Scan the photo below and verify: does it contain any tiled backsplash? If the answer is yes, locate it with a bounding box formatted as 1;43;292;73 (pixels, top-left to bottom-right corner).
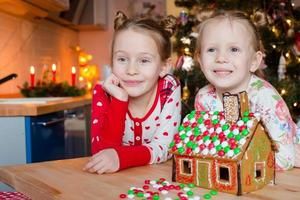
0;12;78;95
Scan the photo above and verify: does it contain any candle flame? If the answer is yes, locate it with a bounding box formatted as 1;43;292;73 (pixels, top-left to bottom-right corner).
72;66;76;74
52;64;57;71
30;66;35;74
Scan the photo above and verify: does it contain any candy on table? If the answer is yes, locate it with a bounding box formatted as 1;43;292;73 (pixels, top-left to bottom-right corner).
119;178;218;199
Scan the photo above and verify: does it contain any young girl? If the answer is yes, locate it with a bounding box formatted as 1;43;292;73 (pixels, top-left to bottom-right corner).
83;11;181;174
194;10;299;170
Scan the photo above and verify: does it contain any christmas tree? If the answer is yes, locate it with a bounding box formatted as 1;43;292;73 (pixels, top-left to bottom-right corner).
173;0;300;121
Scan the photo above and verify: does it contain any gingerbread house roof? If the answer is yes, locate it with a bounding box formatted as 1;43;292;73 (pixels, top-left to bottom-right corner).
169;110;261;160
169;91;275;161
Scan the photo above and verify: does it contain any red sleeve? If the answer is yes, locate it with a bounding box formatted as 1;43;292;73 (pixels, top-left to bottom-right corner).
91;85;128;154
114;145;151;170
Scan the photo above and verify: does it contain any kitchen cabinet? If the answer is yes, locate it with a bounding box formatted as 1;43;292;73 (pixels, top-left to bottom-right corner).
0;103;91;166
0;117;26;166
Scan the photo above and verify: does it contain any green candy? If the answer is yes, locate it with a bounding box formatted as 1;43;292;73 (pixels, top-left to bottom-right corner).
234;148;241;154
203;193;211;199
222;124;229;131
210;190;218;195
185;126;192;132
243;110;249;117
242;117;249;123
187;183;195;188
169;141;175;148
213;111;219;115
180;134;187;140
191;110;196;115
128;190;134;194
188;113;194;120
203;135;210;142
242;129;249;136
179;183;185;188
197;117;204;124
153;195;160;200
227;132;234;138
224;146;230;153
178;147;185;154
216;144;222;151
186;141;193;148
194;127;200;136
187;190;194;196
178;125;184;131
212;136;218;142
192;143;198;150
136;192;144;197
212;119;219;125
235;134;241;141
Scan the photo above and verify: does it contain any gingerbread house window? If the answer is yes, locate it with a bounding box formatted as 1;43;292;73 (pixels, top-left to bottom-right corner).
219;166;230;182
255;162;265;180
182;160;192;175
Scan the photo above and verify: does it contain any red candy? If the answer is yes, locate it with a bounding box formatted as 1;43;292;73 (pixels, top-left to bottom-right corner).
119;194;127;198
218;150;225;156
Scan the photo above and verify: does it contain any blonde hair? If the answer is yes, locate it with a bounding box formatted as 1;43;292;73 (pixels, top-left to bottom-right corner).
111;11;177;62
195;10;265;78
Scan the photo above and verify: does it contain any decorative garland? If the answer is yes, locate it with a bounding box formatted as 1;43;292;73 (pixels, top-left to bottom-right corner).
19;81;86;97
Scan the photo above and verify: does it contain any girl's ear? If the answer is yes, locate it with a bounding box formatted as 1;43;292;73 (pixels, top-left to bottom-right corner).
250;51;263;73
159;58;172;77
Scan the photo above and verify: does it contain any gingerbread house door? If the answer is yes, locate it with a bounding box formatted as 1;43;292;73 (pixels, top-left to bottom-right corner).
196;160;212;188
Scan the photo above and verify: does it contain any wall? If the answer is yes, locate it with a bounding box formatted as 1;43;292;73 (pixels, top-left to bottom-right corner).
0;12;78;95
79;0;166;80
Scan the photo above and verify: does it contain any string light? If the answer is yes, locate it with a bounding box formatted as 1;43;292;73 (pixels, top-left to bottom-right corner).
286;19;292;26
184;47;190;54
293;102;298;107
272;44;276;49
280;89;286;95
285;52;290;58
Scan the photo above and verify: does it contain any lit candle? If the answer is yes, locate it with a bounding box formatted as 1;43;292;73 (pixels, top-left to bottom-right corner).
71;66;76;87
52;64;56;82
30;66;35;88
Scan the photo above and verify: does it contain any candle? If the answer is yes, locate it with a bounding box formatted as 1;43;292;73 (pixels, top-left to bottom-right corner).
30;66;35;88
71;66;76;87
52;64;56;82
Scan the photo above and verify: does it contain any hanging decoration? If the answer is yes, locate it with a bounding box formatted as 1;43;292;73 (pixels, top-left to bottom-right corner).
278;54;287;81
182;79;190;102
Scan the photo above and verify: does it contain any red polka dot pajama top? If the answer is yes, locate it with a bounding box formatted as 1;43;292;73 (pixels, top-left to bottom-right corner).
91;75;181;170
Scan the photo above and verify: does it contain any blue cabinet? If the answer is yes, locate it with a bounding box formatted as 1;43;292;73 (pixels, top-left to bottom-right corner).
26;111;66;162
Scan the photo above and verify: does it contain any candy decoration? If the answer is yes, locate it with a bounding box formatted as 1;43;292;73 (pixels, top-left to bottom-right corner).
170;110;257;158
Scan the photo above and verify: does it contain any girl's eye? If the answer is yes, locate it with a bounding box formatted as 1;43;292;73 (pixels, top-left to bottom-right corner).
139;58;151;64
207;48;215;53
230;47;240;52
116;57;127;63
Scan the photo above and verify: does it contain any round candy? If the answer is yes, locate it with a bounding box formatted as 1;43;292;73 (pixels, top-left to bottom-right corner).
119;194;127;198
203;193;211;199
234;147;241;154
210;190;218;195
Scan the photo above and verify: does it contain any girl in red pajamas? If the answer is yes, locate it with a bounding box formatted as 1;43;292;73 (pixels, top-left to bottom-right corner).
83;11;181;174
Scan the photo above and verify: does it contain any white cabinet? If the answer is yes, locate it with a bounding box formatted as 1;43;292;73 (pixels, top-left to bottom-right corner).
0;117;26;166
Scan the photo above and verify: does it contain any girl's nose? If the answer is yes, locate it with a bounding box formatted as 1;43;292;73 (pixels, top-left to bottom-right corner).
126;62;138;75
216;51;228;63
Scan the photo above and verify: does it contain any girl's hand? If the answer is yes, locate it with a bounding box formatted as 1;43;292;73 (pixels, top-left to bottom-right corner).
83;148;120;174
103;74;128;101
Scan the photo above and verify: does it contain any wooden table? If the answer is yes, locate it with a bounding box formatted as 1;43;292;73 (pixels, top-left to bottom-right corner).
0;158;299;200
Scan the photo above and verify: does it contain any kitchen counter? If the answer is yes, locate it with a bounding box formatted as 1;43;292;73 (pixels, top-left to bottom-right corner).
0;95;92;116
0;158;299;199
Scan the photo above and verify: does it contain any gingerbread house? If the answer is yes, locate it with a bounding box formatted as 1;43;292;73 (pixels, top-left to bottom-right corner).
169;91;277;195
